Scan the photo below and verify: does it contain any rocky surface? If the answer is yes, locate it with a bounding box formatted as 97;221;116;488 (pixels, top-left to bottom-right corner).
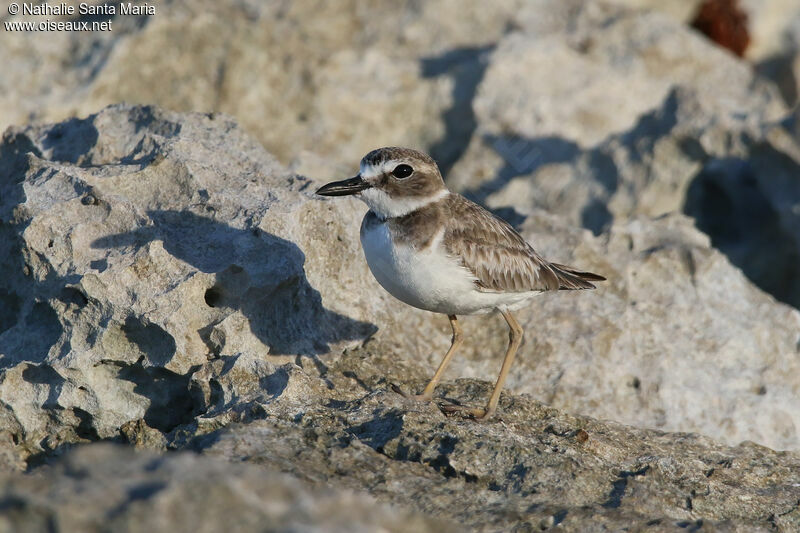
439;5;800;309
1;0;797;162
2;1;800;529
618;0;800;64
3;0;800;310
0;443;448;533
0;104;798;474
194;377;800;532
2;383;800;531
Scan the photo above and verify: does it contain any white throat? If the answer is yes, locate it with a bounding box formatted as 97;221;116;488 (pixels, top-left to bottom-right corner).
358;188;449;219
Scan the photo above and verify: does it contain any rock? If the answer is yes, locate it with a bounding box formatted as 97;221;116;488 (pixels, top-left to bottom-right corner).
3;2;800;529
471;7;783;149
195;377;800;531
739;0;800;62
4;0;794;166
445;5;800;309
614;0;800;65
684;110;800;309
2;0;799;310
0;0;523;168
0;443;446;533
1;104;799;468
4;384;800;531
613;0;703;23
0;104;388;464
448;7;784;211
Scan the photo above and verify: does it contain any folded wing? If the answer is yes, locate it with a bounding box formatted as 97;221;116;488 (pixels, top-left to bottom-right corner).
442;196;605;293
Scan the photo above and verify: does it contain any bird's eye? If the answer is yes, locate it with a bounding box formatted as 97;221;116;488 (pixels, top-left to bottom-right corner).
392;164;413;179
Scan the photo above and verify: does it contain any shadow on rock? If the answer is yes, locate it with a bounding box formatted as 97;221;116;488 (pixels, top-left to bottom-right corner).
39;117;99;164
92;210;377;356
112;359;198;432
421;45;494;178
684;155;800;309
481;134;582;192
349;410;405;452
0;130;68;369
466;90;685;236
21;364;66;409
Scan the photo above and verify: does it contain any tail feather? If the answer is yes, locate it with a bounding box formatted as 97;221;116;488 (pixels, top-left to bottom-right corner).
549;262;606;290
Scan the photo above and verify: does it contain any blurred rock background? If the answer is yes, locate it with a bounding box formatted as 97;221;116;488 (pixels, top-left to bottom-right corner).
1;0;800;530
2;0;799;308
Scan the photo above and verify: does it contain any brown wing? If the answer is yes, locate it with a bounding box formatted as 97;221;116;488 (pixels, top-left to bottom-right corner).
442;195;604;293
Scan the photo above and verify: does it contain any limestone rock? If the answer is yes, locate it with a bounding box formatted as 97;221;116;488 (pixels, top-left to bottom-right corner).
0;443;446;533
193;375;800;531
5;380;800;532
445;5;800;309
447;9;784;219
615;0;800;64
5;0;793;167
0;104;389;464
1;105;799;467
2;0;799;309
2;2;800;529
0;0;523;168
684;110;800;309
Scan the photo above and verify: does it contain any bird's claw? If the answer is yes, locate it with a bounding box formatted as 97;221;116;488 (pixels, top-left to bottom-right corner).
440;403;494;421
390;383;434;402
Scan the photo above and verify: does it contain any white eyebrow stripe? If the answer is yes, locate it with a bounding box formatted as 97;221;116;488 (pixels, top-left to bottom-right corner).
360;160;405;179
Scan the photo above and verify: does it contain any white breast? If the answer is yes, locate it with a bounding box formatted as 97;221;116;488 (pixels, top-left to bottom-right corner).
359;215;537;315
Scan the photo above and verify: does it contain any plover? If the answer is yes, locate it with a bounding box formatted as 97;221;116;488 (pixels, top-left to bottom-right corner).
317;147;605;420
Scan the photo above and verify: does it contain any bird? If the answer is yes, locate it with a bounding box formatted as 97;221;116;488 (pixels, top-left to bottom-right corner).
316;147;605;420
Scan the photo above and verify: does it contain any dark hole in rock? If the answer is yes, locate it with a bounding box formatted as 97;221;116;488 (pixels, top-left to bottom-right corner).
204;286;223;308
0;289;21;335
73;407;100;440
122;317;177;367
115;360;196;433
93;210;377;355
60;287;88;308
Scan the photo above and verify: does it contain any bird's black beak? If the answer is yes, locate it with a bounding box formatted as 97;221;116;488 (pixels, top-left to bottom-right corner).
316;175;371;197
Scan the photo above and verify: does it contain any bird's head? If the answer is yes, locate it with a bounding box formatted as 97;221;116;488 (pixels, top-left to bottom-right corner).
316;147;448;219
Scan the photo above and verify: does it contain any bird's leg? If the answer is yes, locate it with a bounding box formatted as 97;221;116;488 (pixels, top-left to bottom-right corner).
396;315;462;402
443;309;523;420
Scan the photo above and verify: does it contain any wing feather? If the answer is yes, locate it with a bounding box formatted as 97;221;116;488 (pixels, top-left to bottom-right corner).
441;195;603;293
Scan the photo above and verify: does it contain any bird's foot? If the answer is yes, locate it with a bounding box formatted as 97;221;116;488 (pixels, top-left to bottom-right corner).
390;383;434;403
440;403;495;421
